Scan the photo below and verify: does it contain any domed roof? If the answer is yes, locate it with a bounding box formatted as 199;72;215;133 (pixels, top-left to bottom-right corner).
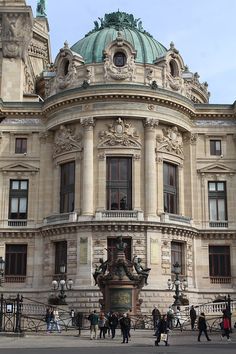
71;11;167;64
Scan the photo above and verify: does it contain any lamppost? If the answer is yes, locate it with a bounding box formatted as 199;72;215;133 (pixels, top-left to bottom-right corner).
52;264;73;305
0;257;5;286
167;262;188;307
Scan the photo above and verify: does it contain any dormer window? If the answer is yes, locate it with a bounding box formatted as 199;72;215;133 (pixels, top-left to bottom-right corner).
169;59;178;77
113;52;126;67
63;59;70;76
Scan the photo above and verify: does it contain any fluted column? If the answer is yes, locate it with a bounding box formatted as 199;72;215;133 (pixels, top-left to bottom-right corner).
143;118;159;219
81;118;95;216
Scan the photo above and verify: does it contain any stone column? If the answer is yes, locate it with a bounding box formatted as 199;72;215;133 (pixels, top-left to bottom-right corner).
80;118;95;216
156;156;164;215
143;118;159;219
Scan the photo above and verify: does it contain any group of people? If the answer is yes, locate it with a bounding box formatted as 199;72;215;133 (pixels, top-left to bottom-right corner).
152;304;232;346
88;310;131;343
45;307;61;333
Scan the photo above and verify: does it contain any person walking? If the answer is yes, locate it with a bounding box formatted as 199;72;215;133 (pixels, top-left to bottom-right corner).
190;305;197;330
120;313;131;343
167;306;174;329
88;310;99;340
155;314;169;346
175;306;182;330
45;306;53;333
108;312;118;339
152;306;161;330
221;312;231;341
197;312;211;342
98;312;107;339
48;309;61;333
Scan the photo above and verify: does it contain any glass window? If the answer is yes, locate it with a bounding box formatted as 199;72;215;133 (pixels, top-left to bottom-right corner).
54;241;67;275
113;52;126;67
9;180;28;220
5;244;27;276
106;157;132;210
163;162;178;214
208;181;227;221
209;246;230;277
60;161;75;213
15;138;27;154
210;140;221;156
171;241;184;274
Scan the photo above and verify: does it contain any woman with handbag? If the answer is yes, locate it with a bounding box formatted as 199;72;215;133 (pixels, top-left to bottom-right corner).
155;314;169;346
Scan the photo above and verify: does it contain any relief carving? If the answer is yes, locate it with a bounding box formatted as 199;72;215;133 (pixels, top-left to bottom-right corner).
156;126;183;156
24;64;34;94
104;54;135;81
98;118;141;148
53;125;82;157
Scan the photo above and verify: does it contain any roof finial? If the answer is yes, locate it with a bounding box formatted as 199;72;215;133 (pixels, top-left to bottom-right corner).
36;0;47;18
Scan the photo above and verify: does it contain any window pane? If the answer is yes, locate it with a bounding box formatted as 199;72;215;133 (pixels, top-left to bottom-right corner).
217;183;224;191
218;199;225;220
209;199;217;220
208;182;216;191
11;198;18;213
12;181;19;190
20;181;28;190
19;198;27;213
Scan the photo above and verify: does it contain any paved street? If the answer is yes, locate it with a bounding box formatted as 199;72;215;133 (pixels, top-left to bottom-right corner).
0;329;235;354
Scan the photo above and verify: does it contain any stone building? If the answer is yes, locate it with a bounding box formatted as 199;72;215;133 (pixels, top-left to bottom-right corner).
0;0;235;313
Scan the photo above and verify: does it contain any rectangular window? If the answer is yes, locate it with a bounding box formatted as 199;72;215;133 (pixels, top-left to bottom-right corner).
208;182;227;221
210;140;221;156
15;138;27;154
163;162;178;214
107;237;132;262
54;241;67;275
209;245;230;277
171;241;184;274
9;180;28;219
106;157;132;210
60;161;75;213
5;244;27;276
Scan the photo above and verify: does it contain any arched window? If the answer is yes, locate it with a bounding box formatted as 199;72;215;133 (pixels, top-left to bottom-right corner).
63;59;70;76
113;52;126;67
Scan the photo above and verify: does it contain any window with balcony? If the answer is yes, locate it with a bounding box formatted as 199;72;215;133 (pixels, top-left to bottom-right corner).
210;140;221;156
107;237;132;262
208;181;227;227
209;245;230;282
171;241;184;274
106;157;132;210
9;180;28;220
60;161;75;213
15;138;27;154
54;241;67;276
164;162;178;214
5;244;27;282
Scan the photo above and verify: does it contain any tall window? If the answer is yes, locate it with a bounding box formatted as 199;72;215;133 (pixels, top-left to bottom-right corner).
5;244;27;276
107;237;132;262
210;140;221;156
106;157;132;210
171;241;184;274
208;182;227;221
113;52;126;67
163;162;177;214
9;180;28;219
209;246;230;277
15;138;27;154
54;241;67;275
60;161;75;213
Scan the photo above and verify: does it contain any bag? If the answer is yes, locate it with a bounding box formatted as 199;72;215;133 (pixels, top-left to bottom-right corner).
160;333;168;341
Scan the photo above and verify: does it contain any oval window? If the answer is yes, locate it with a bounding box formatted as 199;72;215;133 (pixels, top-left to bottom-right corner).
113;52;126;67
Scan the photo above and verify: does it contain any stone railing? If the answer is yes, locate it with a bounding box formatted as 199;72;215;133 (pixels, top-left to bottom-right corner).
184;300;236;316
95;210;144;221
161;213;192;225
210;276;231;284
43;212;78;225
209;221;228;228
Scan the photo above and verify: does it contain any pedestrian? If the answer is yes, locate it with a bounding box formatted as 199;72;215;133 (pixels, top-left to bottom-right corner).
167;306;174;329
155;314;169;346
127;312;131;339
88;310;99;340
197;312;211;342
152;306;161;330
190;305;197;330
120;313;131;343
221;312;231;342
98;312;107;339
70;308;75;326
45;306;53;333
108;312;118;339
49;309;61;333
175;306;182;330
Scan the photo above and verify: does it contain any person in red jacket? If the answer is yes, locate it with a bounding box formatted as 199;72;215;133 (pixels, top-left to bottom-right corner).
221;311;231;342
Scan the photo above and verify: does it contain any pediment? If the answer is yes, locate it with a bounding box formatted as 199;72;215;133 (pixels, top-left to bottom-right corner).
197;163;236;175
1;162;39;173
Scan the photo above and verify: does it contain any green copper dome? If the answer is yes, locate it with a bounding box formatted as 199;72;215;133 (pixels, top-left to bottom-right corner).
71;11;167;64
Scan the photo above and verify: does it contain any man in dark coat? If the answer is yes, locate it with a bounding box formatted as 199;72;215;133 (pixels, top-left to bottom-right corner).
190;305;197;330
120;313;131;343
197;312;211;342
155;314;169;346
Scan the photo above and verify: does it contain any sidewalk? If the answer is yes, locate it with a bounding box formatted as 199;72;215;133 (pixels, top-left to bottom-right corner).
0;329;235;349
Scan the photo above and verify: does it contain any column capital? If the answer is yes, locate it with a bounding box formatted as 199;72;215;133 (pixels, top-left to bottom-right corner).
80;117;95;129
143;118;159;129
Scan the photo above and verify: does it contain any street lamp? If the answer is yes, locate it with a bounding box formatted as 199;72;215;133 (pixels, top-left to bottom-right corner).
52;264;73;305
167;262;187;307
0;257;5;286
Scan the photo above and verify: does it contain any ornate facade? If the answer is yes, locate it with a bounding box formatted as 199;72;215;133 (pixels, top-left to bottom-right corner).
0;2;235;313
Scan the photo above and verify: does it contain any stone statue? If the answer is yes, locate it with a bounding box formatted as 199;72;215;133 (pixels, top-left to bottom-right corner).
36;0;46;17
133;257;151;284
93;258;108;285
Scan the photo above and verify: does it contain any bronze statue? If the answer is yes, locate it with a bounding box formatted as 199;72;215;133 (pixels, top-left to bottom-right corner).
133;256;151;284
36;0;46;17
93;258;107;285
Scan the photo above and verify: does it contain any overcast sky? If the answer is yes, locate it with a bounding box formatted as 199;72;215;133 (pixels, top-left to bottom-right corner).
26;0;236;104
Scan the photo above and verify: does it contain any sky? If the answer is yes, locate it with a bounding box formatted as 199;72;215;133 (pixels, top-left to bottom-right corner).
26;0;236;104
